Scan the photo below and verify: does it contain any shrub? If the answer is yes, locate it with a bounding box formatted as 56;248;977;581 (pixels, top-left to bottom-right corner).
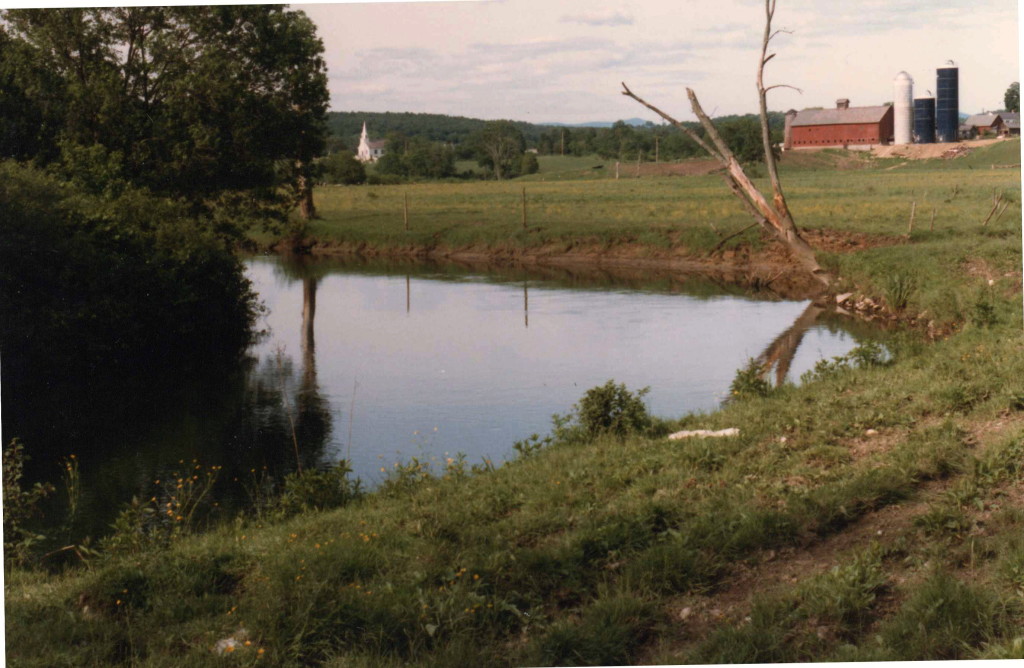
274;460;362;517
558;380;652;440
2;439;54;565
729;358;772;399
883;272;917;312
520;152;539;175
320;152;366;185
0;161;257;383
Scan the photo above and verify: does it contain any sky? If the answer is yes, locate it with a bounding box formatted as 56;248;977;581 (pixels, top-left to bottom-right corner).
296;0;1021;124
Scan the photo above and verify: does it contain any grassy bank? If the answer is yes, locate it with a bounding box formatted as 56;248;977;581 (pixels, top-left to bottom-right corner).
6;141;1024;666
271;140;1021;323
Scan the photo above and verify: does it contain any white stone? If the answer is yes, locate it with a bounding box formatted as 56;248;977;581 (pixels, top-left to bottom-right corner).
668;428;740;440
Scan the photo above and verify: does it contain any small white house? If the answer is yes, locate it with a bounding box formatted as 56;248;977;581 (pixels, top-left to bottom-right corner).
356;122;387;163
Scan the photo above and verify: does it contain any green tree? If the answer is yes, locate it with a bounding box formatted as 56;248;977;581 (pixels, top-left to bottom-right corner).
0;6;329;224
0;160;256;382
520;151;539;175
718;116;777;164
320;151;365;185
1004;82;1019;112
470;120;525;180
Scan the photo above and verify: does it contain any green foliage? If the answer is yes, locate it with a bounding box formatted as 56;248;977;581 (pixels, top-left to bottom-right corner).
0;161;257;380
512;433;552;459
320;151;366;185
800;341;891;384
2;439;55;566
972;286;999;327
530;594;658;666
520;151;539;175
470;120;526;180
797;547;889;630
557;380;652;440
374;134;456;180
883;271;917;312
691;547;889;663
717;116;777;164
1005;82;1020;113
729;358;773;399
876;571;1010;660
274;461;363;518
0;6;329;221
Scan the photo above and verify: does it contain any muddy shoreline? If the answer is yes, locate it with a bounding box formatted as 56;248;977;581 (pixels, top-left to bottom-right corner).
274;237;831;300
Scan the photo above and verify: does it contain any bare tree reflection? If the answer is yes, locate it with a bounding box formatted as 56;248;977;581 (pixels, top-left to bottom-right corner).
755;300;827;386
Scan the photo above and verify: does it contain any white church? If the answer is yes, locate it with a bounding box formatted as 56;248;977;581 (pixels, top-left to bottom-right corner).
356;122;387;163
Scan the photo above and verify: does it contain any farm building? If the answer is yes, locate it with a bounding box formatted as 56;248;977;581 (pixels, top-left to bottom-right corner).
1002;112;1020;135
785;100;894;149
356;122;387;163
961;113;1006;138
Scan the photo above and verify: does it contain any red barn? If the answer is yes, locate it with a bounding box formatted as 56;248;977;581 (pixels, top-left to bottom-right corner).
785;100;895;149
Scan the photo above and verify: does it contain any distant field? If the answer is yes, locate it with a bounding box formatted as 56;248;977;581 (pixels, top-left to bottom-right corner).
306;140;1019;250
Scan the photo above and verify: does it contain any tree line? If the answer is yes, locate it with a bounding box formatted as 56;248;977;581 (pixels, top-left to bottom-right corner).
322;111;784;183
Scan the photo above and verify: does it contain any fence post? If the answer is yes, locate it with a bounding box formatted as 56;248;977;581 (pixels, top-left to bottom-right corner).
521;186;527;230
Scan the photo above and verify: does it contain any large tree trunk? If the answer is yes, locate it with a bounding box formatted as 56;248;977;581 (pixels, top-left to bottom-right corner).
296;160;317;220
622;0;833;289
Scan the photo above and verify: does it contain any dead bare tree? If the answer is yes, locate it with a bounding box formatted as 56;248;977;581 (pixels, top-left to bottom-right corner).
622;0;833;288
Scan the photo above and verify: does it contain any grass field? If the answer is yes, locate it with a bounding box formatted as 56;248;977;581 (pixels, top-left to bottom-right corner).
7;139;1024;666
300;142;1019;252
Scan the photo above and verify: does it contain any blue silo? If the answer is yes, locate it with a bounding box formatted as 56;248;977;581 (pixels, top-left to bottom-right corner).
936;67;959;142
913;97;936;144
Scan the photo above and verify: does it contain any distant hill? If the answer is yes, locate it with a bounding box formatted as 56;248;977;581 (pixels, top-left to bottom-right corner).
328;112;668;150
542;117;653;128
328;111;556;150
328;110;786;162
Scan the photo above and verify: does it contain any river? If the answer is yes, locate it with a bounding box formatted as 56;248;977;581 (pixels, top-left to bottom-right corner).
7;254;879;542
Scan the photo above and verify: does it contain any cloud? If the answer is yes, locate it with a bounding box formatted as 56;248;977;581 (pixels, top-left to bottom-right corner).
560;9;634;27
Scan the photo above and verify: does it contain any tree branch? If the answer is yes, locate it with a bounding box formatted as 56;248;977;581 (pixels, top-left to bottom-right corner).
621;82;720;160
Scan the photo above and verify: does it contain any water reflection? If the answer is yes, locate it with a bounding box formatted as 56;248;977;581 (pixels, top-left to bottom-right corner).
248;254;880;487
756;300;827;387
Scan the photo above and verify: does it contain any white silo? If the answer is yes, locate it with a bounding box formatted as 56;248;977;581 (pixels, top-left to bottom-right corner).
893;71;914;145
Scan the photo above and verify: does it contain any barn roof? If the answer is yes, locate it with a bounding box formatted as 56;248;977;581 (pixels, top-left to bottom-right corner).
963;113;1003;128
791;106;892;127
1002;112;1020;130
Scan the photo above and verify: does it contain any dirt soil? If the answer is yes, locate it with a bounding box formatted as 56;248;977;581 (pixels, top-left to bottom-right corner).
871;137;1007;160
296;229;901;301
